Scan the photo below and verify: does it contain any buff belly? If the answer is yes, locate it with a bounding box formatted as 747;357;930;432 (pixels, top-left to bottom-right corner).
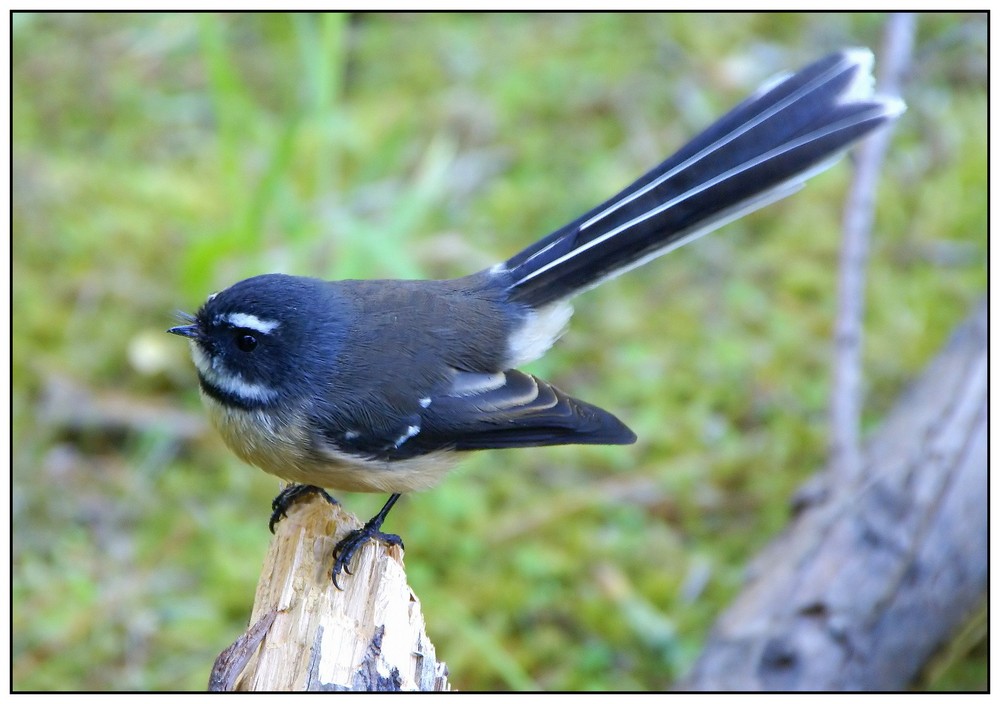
201;393;456;493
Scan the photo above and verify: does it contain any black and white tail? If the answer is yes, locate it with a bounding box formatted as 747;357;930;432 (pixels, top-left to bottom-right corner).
500;48;905;309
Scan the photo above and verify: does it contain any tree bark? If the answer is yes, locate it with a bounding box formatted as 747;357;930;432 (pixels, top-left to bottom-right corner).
209;495;450;691
680;299;987;691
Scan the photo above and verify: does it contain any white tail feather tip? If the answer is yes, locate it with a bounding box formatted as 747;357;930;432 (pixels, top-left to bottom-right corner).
879;95;908;119
839;48;877;103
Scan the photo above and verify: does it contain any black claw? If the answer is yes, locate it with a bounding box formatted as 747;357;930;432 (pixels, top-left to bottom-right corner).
268;484;338;533
329;493;404;590
331;526;404;590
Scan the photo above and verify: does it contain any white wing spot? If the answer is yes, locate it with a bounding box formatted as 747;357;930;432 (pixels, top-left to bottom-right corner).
395;424;421;448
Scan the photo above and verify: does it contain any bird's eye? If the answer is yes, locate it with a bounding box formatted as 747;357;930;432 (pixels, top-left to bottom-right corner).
235;330;258;352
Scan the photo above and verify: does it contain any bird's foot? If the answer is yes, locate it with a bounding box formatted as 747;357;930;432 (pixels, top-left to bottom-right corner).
268;484;338;533
331;522;404;590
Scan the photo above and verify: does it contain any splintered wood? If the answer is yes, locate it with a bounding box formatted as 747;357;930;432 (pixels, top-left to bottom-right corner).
213;494;449;691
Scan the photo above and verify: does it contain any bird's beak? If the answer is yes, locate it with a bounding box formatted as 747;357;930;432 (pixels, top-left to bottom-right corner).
167;324;200;339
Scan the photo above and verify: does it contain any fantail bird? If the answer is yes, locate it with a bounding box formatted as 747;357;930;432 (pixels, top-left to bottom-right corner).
170;49;904;587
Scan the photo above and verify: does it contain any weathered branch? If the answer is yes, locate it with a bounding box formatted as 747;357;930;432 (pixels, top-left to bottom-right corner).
680;299;987;691
210;496;449;691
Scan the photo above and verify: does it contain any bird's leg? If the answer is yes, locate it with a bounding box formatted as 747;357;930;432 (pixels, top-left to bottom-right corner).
331;493;404;589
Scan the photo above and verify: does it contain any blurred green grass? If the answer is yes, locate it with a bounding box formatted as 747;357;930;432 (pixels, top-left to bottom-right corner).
12;12;986;691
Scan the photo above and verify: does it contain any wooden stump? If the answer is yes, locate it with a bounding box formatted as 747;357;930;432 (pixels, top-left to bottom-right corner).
209;495;449;691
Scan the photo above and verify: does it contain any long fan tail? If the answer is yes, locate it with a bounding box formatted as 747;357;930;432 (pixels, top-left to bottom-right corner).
502;48;905;308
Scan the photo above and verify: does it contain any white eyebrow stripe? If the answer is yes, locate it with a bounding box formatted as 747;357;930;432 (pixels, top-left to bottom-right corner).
220;312;281;334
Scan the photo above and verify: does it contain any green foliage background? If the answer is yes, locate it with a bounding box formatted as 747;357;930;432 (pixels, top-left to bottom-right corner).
12;12;986;691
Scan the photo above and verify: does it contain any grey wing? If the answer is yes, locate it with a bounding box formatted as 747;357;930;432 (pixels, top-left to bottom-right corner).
315;369;635;463
404;369;636;453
